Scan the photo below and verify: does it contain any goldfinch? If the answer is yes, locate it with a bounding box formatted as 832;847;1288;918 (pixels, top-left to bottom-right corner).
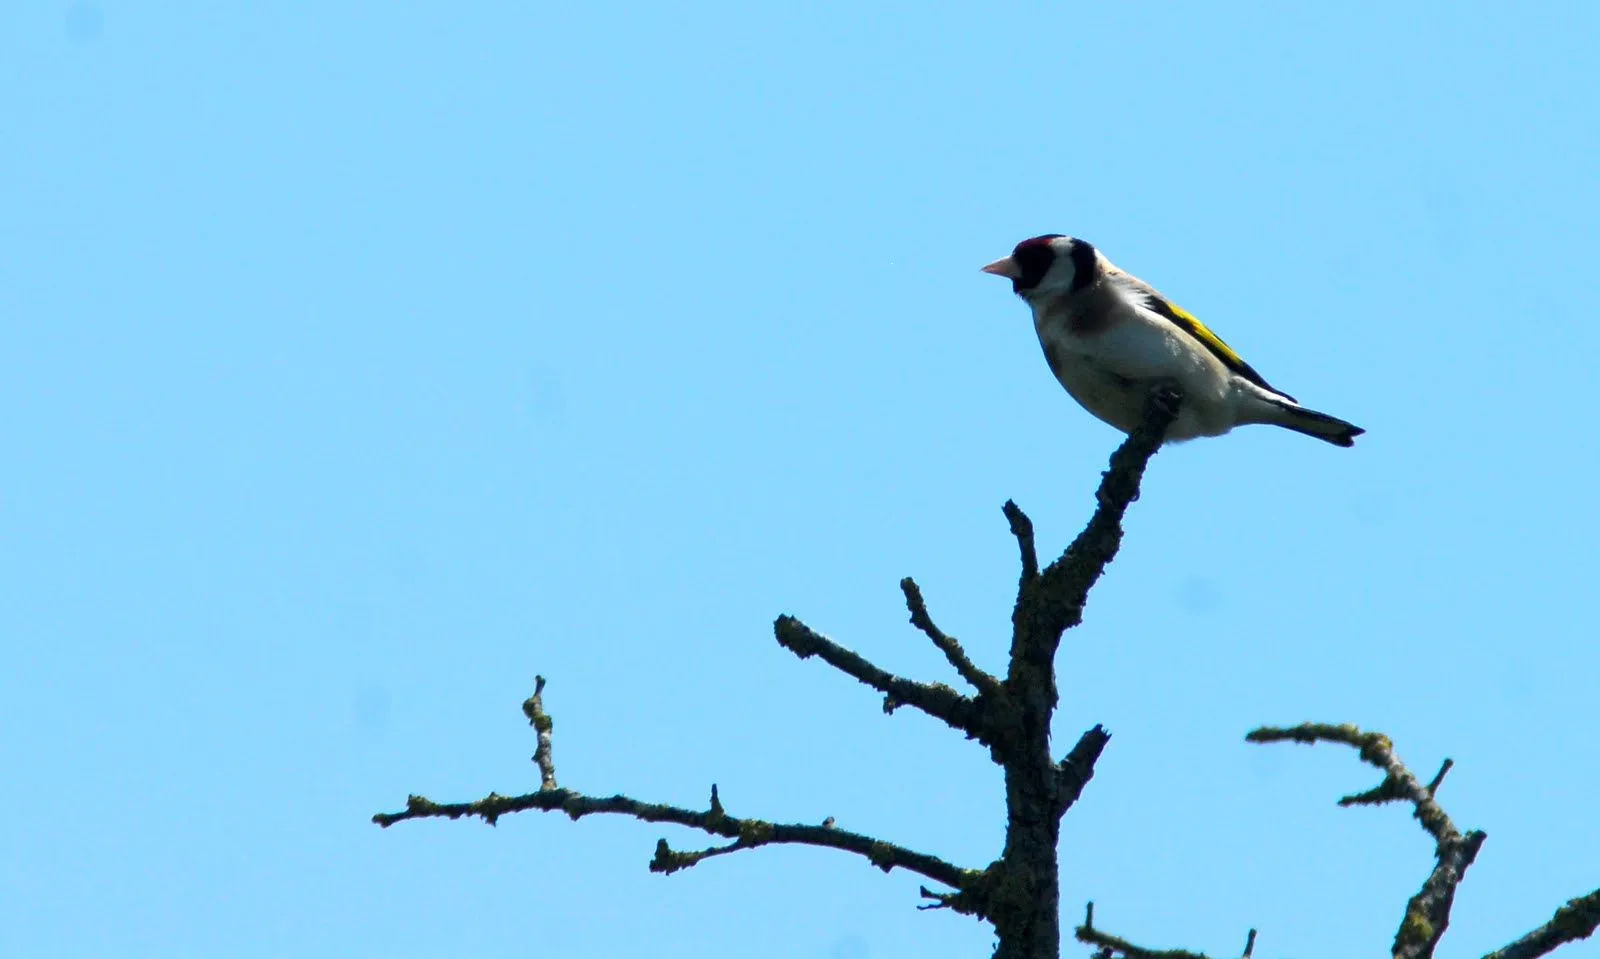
982;235;1363;447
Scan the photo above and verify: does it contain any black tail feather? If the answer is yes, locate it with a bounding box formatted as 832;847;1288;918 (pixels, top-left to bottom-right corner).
1272;403;1364;448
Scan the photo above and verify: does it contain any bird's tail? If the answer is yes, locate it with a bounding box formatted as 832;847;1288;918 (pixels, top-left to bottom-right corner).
1264;400;1364;448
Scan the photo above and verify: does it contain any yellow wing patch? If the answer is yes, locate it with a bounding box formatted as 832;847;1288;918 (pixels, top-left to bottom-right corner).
1163;301;1245;368
1143;293;1290;399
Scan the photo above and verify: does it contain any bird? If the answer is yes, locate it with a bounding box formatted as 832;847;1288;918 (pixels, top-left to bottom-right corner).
981;235;1363;447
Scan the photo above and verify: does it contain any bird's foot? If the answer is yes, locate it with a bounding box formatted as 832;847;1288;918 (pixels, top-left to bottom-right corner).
1145;378;1184;417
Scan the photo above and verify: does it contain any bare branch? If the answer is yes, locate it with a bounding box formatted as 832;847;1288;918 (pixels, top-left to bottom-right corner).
375;788;972;890
377;681;976;895
1009;386;1179;696
651;836;744;874
1426;758;1455;796
1339;776;1410;807
1395;830;1486;959
1247;723;1486;959
382;381;1600;959
1074;899;1255;959
1483;888;1600;959
1075;901;1219;959
900;576;1003;697
1246;724;1461;845
1002;499;1038;584
520;675;558;791
983;390;1176;959
772;614;983;738
1056;724;1111;818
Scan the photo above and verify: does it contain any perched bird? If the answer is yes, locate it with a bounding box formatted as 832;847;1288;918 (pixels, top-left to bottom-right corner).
982;235;1363;447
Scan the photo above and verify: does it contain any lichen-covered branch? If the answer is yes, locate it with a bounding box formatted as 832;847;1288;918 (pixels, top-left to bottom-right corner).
1083;720;1589;959
376;389;1176;959
1008;386;1179;707
772;613;983;736
374;681;975;894
1246;724;1458;841
981;388;1177;959
900;576;1003;697
1395;830;1486;959
373;371;1600;959
373;786;972;889
1247;723;1487;959
521;675;557;791
383;392;1172;959
1482;888;1600;959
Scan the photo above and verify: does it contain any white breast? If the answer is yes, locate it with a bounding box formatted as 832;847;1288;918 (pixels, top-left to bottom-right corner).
1031;285;1244;440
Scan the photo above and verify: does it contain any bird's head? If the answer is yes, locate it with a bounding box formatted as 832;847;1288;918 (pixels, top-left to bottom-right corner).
981;235;1100;302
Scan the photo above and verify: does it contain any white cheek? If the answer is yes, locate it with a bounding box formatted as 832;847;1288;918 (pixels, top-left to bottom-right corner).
1036;262;1077;297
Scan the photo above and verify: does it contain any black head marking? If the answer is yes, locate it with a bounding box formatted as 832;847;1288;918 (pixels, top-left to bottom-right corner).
1009;234;1064;292
1063;238;1099;294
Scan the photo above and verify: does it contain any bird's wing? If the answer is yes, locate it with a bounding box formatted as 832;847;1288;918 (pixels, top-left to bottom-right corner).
1107;271;1295;402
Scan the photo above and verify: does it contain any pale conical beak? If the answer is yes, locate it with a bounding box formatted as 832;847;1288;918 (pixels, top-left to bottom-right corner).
981;256;1021;279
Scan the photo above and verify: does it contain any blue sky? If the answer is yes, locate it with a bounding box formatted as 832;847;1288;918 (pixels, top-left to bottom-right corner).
3;3;1597;957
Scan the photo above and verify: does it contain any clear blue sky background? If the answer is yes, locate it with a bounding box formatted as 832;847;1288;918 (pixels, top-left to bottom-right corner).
3;4;1597;958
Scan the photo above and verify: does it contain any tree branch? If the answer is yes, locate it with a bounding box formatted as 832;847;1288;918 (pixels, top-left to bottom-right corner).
375;680;976;896
900;576;1003;697
1076;901;1253;959
1246;724;1462;845
1398;831;1487;959
521;675;558;791
1426;758;1454;796
1483;888;1600;959
1056;724;1112;818
1002;499;1038;585
379;394;1183;959
772;613;984;737
374;787;972;890
1008;386;1179;702
372;362;1598;959
980;388;1176;959
1247;723;1486;959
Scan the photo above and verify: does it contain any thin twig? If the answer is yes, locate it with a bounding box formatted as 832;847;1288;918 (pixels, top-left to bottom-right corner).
918;885;961;912
520;676;558;791
773;614;982;737
1076;901;1217;959
900;577;1002;697
651;836;746;874
1002;499;1038;584
1426;758;1455;797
